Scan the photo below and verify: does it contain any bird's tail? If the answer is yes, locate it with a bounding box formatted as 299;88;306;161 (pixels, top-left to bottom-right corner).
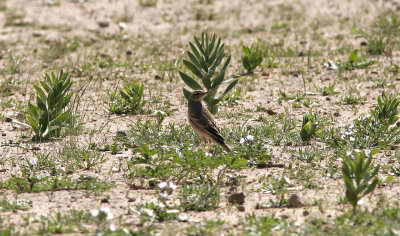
221;143;232;153
212;136;231;153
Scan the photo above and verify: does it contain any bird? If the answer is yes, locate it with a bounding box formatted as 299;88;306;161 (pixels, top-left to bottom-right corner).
188;90;231;153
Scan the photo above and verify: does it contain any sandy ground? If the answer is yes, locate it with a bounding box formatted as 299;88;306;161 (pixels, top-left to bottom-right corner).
1;0;400;234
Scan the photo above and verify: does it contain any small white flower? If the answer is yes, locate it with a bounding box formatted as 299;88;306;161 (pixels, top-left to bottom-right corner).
159;192;168;199
354;149;361;153
240;138;245;144
91;209;99;217
100;207;114;220
178;213;188;222
346;151;352;156
350;137;355;142
365;149;371;156
246;135;254;142
109;224;116;231
158;182;168;189
118;22;127;29
157;202;165;209
168;181;177;190
166;209;180;214
152;110;167;116
142;208;154;217
205;152;213;157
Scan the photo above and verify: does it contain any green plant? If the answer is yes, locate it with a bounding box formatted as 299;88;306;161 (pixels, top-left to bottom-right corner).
355;12;400;56
179;183;220;211
343;93;400;149
26;70;73;141
107;82;146;114
242;214;281;235
138;0;156;7
242;44;263;73
180;32;237;114
326;50;377;70
370;92;399;126
342;149;380;214
315;83;340;96
300;114;317;142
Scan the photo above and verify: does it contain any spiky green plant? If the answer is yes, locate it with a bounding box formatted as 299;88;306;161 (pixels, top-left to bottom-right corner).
342;149;380;214
180;32;238;114
370;92;399;126
120;82;146;114
26;70;73;141
242;44;263;73
300;115;317;142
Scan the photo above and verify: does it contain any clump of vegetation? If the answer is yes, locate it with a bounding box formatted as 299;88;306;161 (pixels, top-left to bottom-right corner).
343;92;400;148
179;183;220;211
242;44;263;73
326;50;377;71
107;82;147;114
342;149;380;214
180;32;238;114
355;11;400;56
138;0;156;7
26;70;74;141
300;112;318;142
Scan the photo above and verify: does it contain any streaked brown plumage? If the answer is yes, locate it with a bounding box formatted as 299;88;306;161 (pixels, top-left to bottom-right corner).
188;90;231;153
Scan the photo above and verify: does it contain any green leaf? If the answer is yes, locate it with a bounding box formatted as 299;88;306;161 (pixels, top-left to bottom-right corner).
222;79;238;96
183;88;191;101
179;71;203;90
26;115;39;133
183;60;204;79
349;50;359;63
211;70;225;89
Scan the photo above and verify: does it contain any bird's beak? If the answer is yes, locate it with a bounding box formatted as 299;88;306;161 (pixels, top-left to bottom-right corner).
203;91;211;98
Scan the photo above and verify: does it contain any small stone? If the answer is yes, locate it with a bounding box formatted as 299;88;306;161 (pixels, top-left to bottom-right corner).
303;210;309;216
360;41;367;46
1;133;6;136
288;194;304;208
148;180;156;188
98;21;110;28
299;40;307;45
326;97;331;101
32;31;42;37
238;205;245;212
100;198;109;203
126;50;132;56
333;112;340;117
154;75;162;80
262;69;270;77
228;192;245;205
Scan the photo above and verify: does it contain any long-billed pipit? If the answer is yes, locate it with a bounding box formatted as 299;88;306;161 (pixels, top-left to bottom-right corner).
188;90;231;153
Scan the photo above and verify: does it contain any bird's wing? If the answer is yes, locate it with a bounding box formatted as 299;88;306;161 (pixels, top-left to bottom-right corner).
189;107;224;140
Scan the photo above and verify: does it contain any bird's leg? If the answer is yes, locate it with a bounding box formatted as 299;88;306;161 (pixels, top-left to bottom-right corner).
206;139;212;153
203;138;207;152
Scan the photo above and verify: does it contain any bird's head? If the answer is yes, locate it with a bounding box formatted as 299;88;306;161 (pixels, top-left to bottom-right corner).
189;90;210;102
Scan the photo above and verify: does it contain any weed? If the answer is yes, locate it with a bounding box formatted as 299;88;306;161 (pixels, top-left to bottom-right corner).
326;50;377;70
300;111;318;142
339;94;367;105
242;214;281;235
342;149;380;214
26;70;74;141
242;44;263;73
315;83;340;96
179;183;220;211
107;82;147;114
138;0;156;7
180;32;237;114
